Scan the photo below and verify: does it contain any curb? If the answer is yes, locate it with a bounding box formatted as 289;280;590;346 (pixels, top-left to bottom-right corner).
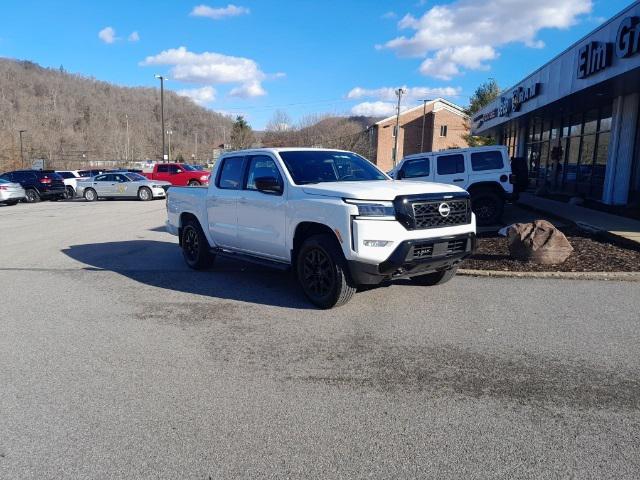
458;269;640;281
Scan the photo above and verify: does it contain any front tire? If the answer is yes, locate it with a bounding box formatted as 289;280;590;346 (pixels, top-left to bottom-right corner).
411;267;458;286
24;189;40;203
188;180;201;186
84;188;97;202
138;187;152;201
471;190;504;226
296;234;356;309
181;220;215;270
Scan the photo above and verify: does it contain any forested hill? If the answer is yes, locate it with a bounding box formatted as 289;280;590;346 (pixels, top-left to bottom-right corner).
0;58;233;169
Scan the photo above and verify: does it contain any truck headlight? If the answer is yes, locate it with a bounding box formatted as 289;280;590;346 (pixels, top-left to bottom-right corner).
344;199;395;218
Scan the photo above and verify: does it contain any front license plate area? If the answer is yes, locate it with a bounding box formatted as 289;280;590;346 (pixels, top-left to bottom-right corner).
432;242;449;257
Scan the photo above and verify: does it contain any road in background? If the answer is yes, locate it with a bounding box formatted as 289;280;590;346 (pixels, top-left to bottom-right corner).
1;200;639;479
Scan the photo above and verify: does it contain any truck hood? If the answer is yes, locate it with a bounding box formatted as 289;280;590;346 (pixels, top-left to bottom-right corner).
301;180;465;200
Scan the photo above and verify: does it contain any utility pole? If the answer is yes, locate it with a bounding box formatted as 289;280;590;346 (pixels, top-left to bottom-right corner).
19;130;26;168
420;99;429;153
125;114;130;162
166;130;173;162
194;132;198;163
392;88;406;167
155;75;166;161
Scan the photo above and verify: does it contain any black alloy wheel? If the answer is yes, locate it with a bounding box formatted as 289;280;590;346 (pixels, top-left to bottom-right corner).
24;189;40;203
302;247;334;299
472;192;503;226
296;234;356;309
181;221;215;270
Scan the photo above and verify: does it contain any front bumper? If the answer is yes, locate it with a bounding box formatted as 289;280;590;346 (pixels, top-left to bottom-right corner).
348;232;476;285
151;187;167;198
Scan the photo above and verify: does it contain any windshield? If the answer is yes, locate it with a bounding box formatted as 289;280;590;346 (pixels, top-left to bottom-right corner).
279;151;387;185
126;173;147;181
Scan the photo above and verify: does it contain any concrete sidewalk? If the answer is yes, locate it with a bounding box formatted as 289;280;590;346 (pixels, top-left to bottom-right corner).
517;192;640;245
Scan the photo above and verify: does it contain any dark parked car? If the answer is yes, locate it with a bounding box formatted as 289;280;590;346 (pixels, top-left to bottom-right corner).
0;170;66;203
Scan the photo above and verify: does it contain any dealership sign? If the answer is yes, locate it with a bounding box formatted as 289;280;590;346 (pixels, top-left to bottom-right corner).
577;15;640;79
473;82;541;127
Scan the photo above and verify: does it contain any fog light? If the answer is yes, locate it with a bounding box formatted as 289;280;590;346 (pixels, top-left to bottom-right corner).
363;240;391;247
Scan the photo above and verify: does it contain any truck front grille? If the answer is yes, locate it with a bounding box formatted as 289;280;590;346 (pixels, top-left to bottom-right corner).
410;199;470;229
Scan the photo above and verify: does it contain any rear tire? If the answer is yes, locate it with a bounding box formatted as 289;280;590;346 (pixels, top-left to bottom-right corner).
471;190;504;226
296;234;356;309
138;187;152;201
84;188;97;202
181;220;216;270
411;267;458;286
24;189;40;203
65;186;75;199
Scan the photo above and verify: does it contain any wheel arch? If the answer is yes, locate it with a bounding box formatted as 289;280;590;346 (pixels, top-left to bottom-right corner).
292;221;340;265
467;181;505;198
178;212;203;246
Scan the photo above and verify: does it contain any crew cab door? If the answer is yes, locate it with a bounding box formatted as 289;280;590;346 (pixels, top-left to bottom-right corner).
153;164;172;183
434;152;469;189
206;156;246;248
236;155;288;260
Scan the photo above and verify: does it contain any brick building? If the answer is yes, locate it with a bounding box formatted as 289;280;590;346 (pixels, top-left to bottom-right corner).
368;98;468;172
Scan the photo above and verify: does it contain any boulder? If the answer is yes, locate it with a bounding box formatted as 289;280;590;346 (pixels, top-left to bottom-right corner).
507;220;573;264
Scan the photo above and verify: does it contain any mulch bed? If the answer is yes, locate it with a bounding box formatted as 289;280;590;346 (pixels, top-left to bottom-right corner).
461;226;640;272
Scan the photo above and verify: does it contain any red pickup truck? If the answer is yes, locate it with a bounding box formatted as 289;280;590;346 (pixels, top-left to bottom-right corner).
143;163;211;186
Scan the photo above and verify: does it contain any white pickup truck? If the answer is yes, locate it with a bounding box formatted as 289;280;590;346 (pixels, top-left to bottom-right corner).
166;148;476;308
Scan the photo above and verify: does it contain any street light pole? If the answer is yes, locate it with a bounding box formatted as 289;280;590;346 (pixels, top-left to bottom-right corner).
155;75;166;162
392;88;406;167
420;99;429;153
19;130;26;168
167;130;173;162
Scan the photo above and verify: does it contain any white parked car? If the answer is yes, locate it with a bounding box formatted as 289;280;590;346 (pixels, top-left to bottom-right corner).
0;178;26;205
56;170;89;199
166;148;476;308
76;172;171;201
388;145;518;226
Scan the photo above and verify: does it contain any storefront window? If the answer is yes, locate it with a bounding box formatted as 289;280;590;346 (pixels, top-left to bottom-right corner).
584;109;598;135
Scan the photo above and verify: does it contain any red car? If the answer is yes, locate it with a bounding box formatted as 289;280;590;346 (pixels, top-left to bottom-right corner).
143;163;210;186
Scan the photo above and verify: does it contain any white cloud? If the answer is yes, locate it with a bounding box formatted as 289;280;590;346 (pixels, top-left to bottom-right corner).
98;27;117;44
176;86;217;106
381;11;397;20
351;101;410;117
347;85;462;101
381;0;593;78
190;4;250;20
141;46;271;98
128;31;140;42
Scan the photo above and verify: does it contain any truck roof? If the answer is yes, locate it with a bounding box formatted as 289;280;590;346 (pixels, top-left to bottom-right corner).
220;147;353;156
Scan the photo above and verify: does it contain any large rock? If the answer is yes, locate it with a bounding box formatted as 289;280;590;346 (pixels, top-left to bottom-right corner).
507;220;573;264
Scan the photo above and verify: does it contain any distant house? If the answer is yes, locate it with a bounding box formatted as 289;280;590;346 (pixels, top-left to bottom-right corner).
368;98;468;172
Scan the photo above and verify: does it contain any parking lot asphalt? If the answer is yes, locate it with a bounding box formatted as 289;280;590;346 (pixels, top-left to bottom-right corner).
1;199;639;479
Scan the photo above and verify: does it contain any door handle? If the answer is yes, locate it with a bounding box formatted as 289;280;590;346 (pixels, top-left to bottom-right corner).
453;178;464;182
238;198;248;204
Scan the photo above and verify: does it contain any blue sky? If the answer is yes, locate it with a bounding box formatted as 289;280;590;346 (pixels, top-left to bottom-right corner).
0;0;633;129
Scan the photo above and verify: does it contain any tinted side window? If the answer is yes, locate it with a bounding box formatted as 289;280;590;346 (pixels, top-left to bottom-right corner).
0;173;12;181
403;158;430;178
95;174;108;182
246;156;282;191
157;165;169;173
217;157;246;190
169;165;182;174
437;154;465;175
471;151;504;171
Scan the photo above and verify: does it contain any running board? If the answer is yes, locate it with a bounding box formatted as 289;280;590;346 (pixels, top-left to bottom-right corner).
211;248;291;271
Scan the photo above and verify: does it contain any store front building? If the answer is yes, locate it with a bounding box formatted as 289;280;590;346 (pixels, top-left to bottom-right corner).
472;1;640;206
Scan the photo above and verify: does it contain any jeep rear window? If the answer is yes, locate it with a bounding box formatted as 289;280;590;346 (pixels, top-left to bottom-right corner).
279;151;386;185
471;151;504;171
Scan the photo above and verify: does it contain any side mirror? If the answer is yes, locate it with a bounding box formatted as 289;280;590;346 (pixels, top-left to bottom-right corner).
255;176;283;194
396;169;405;180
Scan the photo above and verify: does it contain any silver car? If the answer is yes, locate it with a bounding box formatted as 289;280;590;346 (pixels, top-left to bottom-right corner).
76;172;171;202
0;178;26;206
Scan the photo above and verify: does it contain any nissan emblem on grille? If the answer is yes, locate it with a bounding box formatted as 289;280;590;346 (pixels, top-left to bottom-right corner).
438;203;451;217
